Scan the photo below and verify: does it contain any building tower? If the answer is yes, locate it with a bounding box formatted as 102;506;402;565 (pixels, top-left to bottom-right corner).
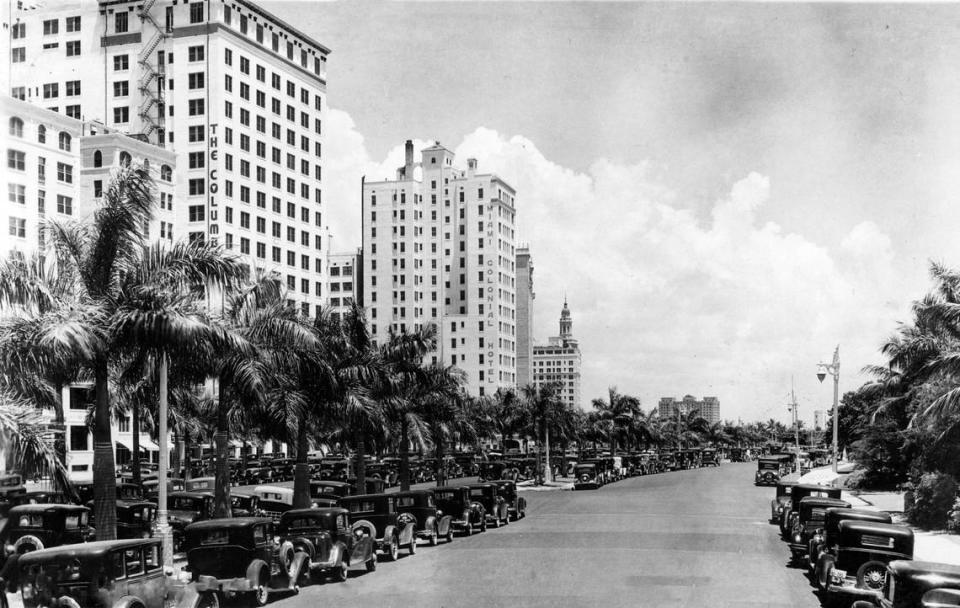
515;247;534;387
532;299;582;409
559;296;572;341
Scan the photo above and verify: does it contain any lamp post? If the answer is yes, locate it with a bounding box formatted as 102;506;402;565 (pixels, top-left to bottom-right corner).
817;346;840;474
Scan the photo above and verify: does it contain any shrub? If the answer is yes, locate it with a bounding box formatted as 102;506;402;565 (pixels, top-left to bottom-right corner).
948;497;960;534
908;472;958;529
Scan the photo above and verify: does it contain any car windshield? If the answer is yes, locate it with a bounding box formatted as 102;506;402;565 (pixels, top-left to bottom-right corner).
201;530;230;545
170;497;202;511
759;462;779;470
1;477;21;487
470;488;486;498
397;496;416;507
286;517;323;529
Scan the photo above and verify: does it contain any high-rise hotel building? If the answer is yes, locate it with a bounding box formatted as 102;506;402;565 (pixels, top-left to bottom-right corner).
532;299;582;409
362;141;518;397
3;0;331;316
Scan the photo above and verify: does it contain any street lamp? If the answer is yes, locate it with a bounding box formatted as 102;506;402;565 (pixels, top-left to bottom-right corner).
817;346;840;474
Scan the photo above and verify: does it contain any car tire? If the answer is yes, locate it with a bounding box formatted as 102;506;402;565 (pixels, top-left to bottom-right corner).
492;517;500;529
463;523;472;536
408;538;416;556
480;519;487;533
330;562;348;583
429;525;438;547
387;536;399;561
856;560;887;591
366;556;376;572
249;572;269;607
197;592;220;608
446;527;454;543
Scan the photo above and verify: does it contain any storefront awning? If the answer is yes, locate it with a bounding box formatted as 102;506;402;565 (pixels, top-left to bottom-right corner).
115;436;159;452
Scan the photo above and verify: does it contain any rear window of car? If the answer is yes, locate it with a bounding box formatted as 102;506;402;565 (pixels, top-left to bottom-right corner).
124;548;143;576
64;514;80;529
201;530;229;546
144;544;160;572
170;497;201;511
16;514;43;528
1;477;20;487
397;496;415;507
470;489;485;498
253;525;267;544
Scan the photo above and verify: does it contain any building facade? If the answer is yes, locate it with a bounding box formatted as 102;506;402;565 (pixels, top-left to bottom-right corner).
326;248;362;323
532;299;582;409
361;141;518;397
658;395;721;425
4;0;331;317
515;246;534;387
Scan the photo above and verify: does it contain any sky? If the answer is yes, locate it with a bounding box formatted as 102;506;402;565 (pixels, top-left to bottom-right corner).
266;1;960;426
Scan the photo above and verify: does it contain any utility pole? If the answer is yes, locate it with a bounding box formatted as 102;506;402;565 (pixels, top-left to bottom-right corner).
787;379;800;474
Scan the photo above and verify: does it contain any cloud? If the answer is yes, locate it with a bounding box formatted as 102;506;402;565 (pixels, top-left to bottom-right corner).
324;110;907;423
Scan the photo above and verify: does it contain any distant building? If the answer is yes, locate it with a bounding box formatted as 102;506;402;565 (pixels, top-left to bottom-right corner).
326;249;362;323
532;299;582;409
515;247;534;387
658;395;720;424
814;409;825;430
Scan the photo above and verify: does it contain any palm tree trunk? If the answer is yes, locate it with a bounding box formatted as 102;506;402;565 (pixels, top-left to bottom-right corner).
354;432;366;496
171;433;181;479
399;417;411;491
92;357;118;540
131;396;141;487
53;382;66;467
292;420;311;509
213;382;232;518
434;434;445;487
183;435;192;481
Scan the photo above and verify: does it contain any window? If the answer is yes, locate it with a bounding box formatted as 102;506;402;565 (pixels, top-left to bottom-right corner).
57;195;73;215
43;19;58;35
57;162;73;183
161;165;173;181
7;150;25;170
9;117;23;137
66;41;80;56
188;99;205;115
115;11;128;33
66;80;81;96
11;87;25;100
240;56;250;74
58;132;71;151
240;212;250;228
42;83;58;99
12;48;25;63
113;54;129;71
113;81;129;97
11;23;25;38
66;16;81;32
240;14;248;34
189;2;204;23
113;106;129;123
188;205;205;222
8;184;25;205
188;151;205;169
224;48;233;65
188;45;204;61
188;125;204;142
240;238;250;254
188;72;205;89
189;179;205;195
69;426;88;451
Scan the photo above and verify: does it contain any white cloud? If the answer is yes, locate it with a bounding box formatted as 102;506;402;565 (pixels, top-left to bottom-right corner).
324;110;908;423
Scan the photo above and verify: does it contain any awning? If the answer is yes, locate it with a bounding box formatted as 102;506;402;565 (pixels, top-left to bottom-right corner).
115;436;159;452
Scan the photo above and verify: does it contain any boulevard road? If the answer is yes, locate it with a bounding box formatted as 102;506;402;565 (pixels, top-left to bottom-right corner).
269;462;824;608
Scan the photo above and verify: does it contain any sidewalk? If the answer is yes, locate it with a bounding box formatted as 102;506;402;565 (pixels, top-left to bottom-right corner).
797;465;960;565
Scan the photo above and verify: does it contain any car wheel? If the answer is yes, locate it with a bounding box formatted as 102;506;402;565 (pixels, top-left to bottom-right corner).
856;561;887;591
366;556;376;572
330;562;348;583
197;592;220;608
408;538;416;555
249;576;269;607
386;536;399;562
446;528;454;543
480;519;487;532
492;516;500;529
429;525;438;546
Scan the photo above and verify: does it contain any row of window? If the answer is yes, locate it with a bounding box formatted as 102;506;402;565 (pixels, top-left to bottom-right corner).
8;118;72;150
223;5;326;78
10;40;79;62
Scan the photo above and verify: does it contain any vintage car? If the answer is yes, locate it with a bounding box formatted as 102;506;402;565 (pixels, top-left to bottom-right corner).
781;484;843;538
310;480;354;500
339;493;418;561
807;507;893;571
278;508;377;582
814;521;914;602
168;492;216;552
0;474;25;502
183;517;305;606
231;493;264;518
241;465;273;486
344;478;387;495
573;462;601;490
850;560;960;608
184;477;216;493
490;480;527;521
755;455;790;486
453;453;479;477
701;449;720;467
115;501;157;540
477;461;513;483
2;504;93;555
394;490;454;546
770;480;797;524
660;451;679;471
9;493;74;508
788;496;850;560
467;484;510;528
15;538;220;608
143;478;186;502
318;459;350;482
269;459;296;482
432;486;486;535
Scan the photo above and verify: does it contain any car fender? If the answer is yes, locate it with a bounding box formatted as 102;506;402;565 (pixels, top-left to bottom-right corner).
382;524;399;547
12;535;43;553
285;551;308;587
815;553;836;591
55;597;81;608
109;595;146;608
278;541;296;571
437;515;453;536
424;515;438;533
398;521;416;547
326;541;344;567
461;508;472;524
349;535;374;564
291;536;316;560
245;558;269;589
350;519;377;541
517;496;527;512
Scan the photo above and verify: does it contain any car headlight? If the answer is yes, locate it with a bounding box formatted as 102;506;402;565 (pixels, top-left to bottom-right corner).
178;569;192;583
794;534;802;543
20;583;34;600
812;533;823;545
4;544;14;555
831;569;847;584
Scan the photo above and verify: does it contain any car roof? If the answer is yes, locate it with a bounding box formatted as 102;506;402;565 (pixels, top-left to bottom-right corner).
18;538;159;564
888;560;960;581
254;485;293;494
839;520;914;538
311;480;350;487
169;491;212;499
799;496;849;508
185;517;272;531
10;503;87;514
282;507;347;519
339;492;390;501
116;500;156;508
794;483;837;493
392;490;433;497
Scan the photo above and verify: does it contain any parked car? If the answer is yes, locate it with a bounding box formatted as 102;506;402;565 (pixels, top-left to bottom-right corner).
167;492;216;552
16;537;220;608
143;478;186;502
310;480;354;500
490;480;527;521
185;477;216;493
242;465;273;486
814;521;914;603
2;504;93;555
394;490;454;546
477;461;513;483
231;493;264;518
183;517;306;607
467;484;510;528
770;480;797;524
432;486;486;535
573;462;601;490
788;496;850;561
9;492;74;508
781;484;843;538
115;500;157;540
701;449;720;466
278;508;377;582
270;459;296;482
850;560;960;608
339;493;418;561
807;507;892;571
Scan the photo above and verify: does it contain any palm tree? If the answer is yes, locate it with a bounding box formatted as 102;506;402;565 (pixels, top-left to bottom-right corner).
415;364;468;486
591;387;641;455
0;392;71;489
521;383;563;484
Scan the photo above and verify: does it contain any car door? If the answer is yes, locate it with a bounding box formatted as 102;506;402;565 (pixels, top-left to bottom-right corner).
125;543;166;606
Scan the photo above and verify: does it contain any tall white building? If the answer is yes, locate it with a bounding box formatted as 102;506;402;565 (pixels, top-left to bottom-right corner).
658;395;721;425
532;299;582;409
326;248;362;323
362;141;518;397
3;0;331;317
515;247;534;387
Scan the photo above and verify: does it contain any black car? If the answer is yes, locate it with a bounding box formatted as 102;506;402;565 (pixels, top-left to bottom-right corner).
850;560;960;608
1;504;93;555
467;484;510;528
808;507;892;572
770;480;797;524
788;496;850;561
490;480;527;521
339;493;418;561
433;486;486;535
278;508;377;582
781;484;843;538
394;490;454;546
815;520;913;602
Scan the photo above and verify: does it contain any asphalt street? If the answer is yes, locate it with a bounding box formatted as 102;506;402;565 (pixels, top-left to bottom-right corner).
262;462;825;608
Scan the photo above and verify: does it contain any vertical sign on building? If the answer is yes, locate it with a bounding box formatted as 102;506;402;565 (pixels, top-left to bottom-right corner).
207;123;219;244
485;196;495;385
